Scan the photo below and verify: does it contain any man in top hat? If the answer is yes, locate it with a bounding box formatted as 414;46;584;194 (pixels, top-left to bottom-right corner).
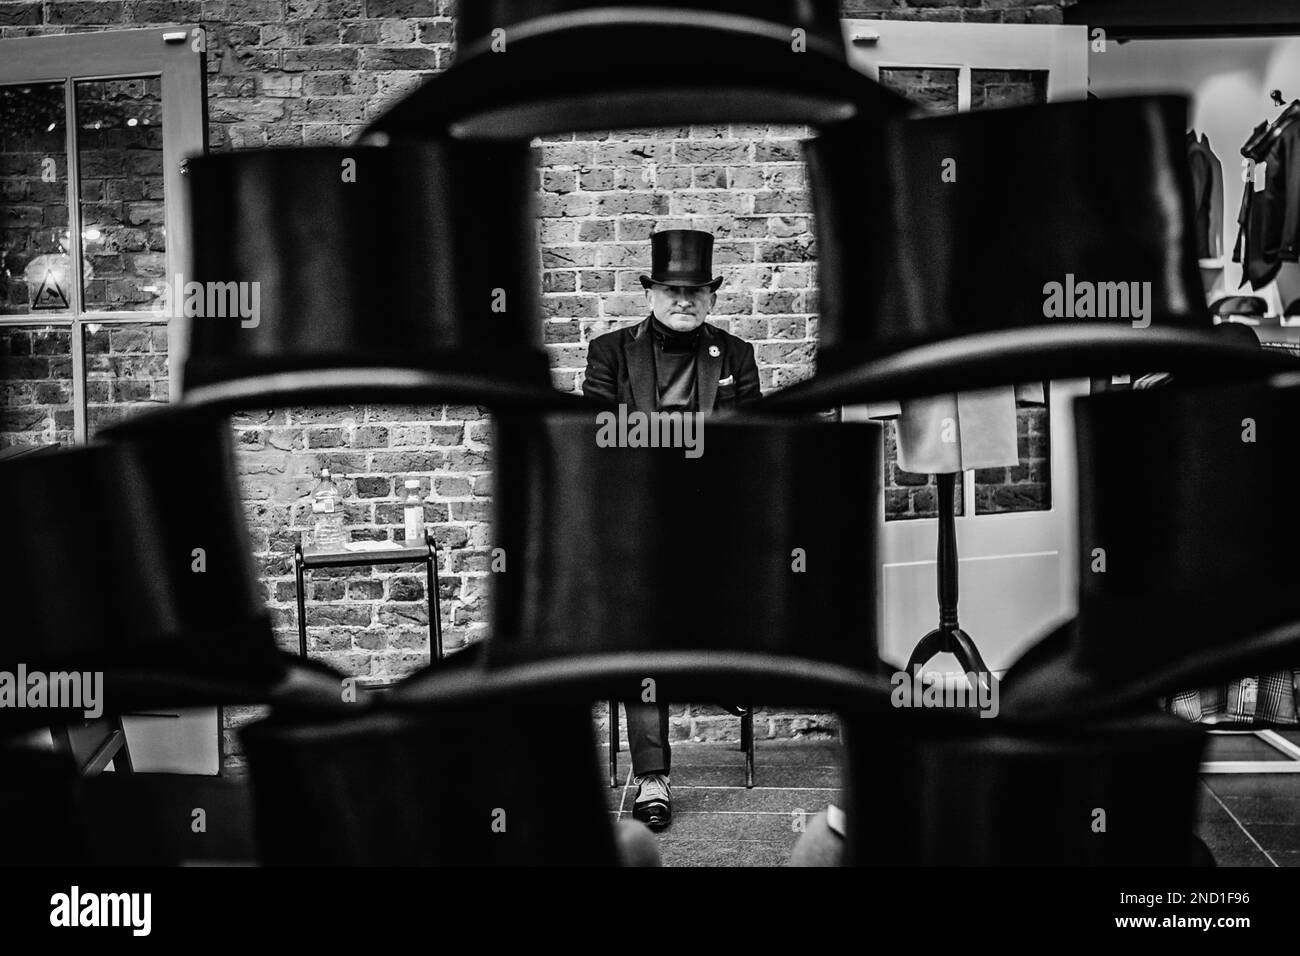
582;228;761;829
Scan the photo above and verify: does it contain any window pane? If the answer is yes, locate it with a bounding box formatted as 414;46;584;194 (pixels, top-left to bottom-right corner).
974;384;1051;515
83;321;169;438
76;77;166;312
970;69;1049;110
0;324;75;449
884;419;964;521
878;67;959;115
1;82;74;315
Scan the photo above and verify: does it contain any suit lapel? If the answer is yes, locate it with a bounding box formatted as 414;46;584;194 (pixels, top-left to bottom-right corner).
625;316;656;414
696;323;723;413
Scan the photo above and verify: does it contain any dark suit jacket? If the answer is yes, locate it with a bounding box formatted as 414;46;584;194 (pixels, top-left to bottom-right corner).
582;315;761;414
1234;105;1300;289
1187;131;1223;261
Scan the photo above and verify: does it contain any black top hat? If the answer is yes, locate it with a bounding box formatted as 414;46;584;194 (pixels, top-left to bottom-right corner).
474;413;886;701
761;96;1296;411
241;700;617;865
180;141;586;412
638;229;723;290
843;712;1207;865
0;407;350;725
364;0;911;140
1001;375;1300;720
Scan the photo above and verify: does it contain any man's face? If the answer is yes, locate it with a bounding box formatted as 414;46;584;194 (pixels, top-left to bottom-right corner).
647;282;716;332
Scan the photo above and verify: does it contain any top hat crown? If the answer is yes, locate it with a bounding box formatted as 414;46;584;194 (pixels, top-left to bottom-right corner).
365;0;911;140
457;0;845;58
180;141;579;412
0;408;353;723
762;95;1295;410
639;229;723;290
1001;375;1300;719
484;415;882;690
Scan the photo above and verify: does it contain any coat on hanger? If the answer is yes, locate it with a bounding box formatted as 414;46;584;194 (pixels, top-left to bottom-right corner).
1233;101;1300;290
1187;130;1224;261
866;384;1044;475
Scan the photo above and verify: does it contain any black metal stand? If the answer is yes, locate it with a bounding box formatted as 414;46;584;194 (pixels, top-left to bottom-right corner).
294;532;443;664
738;705;755;787
903;472;991;680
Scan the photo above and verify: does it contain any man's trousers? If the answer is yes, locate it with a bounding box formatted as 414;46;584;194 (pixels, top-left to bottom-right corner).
625;700;670;776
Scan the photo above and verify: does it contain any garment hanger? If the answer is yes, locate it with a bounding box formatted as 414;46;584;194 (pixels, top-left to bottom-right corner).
1241;89;1300;161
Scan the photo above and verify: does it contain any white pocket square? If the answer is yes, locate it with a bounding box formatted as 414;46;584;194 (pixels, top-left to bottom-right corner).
718;375;735;386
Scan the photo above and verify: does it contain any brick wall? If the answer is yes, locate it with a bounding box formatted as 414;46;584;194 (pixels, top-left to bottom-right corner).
233;401;493;669
0;0;1075;769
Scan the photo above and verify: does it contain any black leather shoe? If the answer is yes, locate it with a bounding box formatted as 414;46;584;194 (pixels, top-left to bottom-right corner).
632;774;671;831
632;799;671;831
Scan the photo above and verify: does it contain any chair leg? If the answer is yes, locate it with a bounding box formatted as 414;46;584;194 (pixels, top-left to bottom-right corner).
49;724;75;763
49;717;134;775
609;699;619;789
741;705;755;789
110;715;134;774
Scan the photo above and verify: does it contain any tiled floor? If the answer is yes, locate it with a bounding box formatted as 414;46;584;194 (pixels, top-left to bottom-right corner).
1197;730;1300;867
605;739;841;867
607;732;1300;867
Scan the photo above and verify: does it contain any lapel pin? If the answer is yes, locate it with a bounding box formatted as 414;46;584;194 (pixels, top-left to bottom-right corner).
709;345;720;357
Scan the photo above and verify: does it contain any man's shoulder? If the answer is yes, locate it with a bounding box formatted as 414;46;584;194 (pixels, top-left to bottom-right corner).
587;320;645;352
705;322;757;353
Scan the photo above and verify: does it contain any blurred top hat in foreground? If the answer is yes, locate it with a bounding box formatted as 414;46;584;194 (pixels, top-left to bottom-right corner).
842;711;1208;865
178;141;584;413
1002;374;1300;720
364;0;912;141
440;413;892;706
0;407;350;726
241;699;616;865
762;95;1297;411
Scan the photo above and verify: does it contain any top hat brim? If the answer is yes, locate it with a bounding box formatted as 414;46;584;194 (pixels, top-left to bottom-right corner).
999;615;1300;723
365;16;913;141
639;274;724;291
0;654;359;734
179;365;596;415
756;325;1300;411
385;649;989;727
122;363;599;428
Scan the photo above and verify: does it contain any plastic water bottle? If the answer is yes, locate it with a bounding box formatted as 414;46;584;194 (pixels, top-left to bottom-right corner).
311;467;347;548
403;479;424;545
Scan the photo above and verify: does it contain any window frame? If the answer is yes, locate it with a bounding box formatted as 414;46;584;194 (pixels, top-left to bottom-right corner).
0;26;207;442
